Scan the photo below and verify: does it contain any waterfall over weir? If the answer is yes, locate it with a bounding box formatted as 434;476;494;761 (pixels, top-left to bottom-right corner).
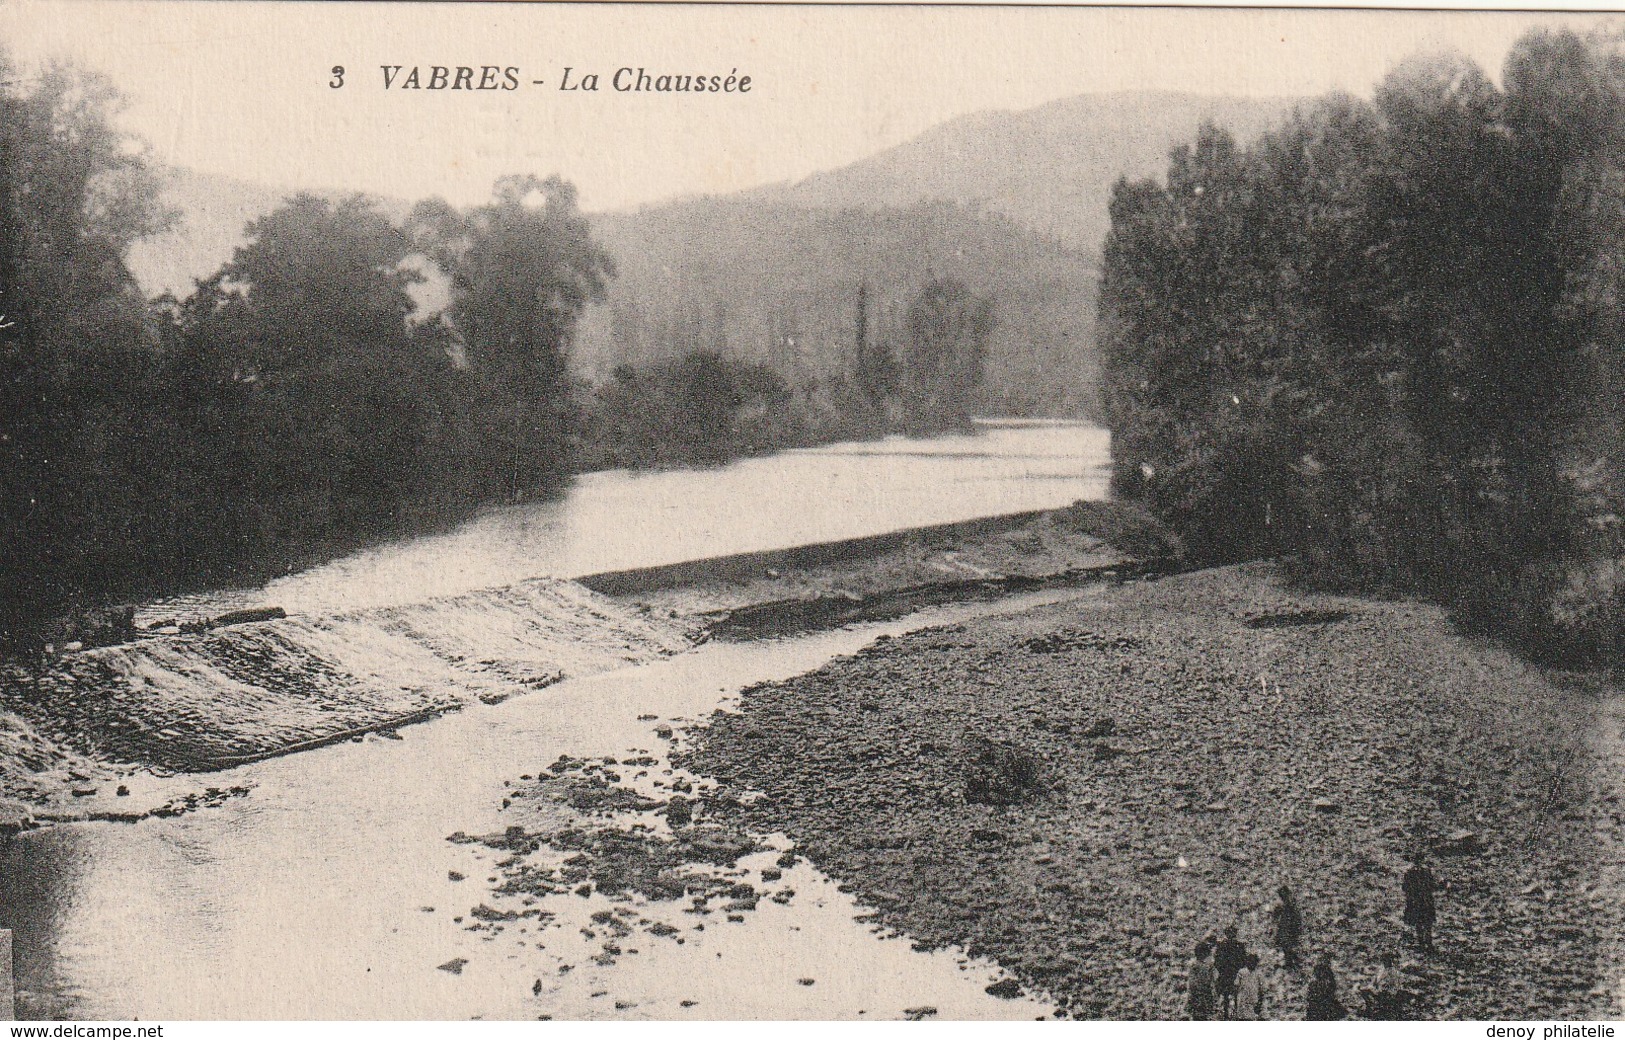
0;422;1110;785
1;579;700;772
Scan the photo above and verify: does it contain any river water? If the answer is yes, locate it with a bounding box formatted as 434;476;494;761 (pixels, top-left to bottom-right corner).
148;419;1112;618
1;421;1112;1020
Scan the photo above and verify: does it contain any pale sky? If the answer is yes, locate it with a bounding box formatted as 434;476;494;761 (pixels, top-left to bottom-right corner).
0;1;1616;211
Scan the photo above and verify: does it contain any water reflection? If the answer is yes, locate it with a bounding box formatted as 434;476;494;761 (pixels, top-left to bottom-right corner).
0;828;87;1019
153;421;1109;617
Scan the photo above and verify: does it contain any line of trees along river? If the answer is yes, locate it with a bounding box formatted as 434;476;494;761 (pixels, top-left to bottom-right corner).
0;55;996;646
1100;27;1624;665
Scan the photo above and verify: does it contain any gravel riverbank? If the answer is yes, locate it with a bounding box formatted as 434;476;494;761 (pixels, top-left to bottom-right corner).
678;562;1624;1020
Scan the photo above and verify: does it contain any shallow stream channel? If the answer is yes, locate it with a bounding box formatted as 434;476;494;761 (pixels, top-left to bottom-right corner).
1;590;1103;1020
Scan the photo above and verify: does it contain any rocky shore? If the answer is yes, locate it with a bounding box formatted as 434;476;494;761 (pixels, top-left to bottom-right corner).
677;562;1625;1020
10;494;1618;1021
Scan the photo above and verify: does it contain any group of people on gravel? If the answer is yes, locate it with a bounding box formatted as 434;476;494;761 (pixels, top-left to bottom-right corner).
1184;852;1440;1021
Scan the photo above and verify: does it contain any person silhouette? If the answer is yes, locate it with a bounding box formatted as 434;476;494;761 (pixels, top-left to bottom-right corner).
1270;884;1304;971
1186;940;1216;1021
1402;852;1438;950
1213;924;1248;1019
1306;955;1346;1020
1234;952;1265;1020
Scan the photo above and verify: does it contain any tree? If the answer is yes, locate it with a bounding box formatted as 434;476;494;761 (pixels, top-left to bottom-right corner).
853;280;898;407
164;194;462;561
0;59;170;641
411;175;615;496
578;351;796;468
219;193;420;373
1098;32;1625;662
901;278;994;432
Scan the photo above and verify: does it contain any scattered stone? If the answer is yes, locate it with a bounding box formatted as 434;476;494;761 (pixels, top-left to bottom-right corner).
212;606;288;628
437;958;468;974
471;904;518;921
1245;609;1350;629
1434;830;1485;857
1082;717;1117;739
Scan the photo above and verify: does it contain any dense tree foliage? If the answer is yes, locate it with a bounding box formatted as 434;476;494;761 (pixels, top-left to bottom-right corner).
1100;28;1624;663
0;61;619;643
0;61;172;641
577;277;997;469
411;176;615;498
0;58;1004;646
580;352;799;469
581;199;1085;417
157;194;479;573
900;278;995;433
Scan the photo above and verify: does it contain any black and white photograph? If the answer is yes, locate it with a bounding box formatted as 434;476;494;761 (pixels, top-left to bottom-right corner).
0;0;1620;1025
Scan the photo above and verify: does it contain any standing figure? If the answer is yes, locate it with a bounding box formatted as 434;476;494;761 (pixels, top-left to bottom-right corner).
1186;941;1217;1021
1270;885;1304;971
1213;924;1248;1019
1306;955;1346;1021
1402;853;1438;950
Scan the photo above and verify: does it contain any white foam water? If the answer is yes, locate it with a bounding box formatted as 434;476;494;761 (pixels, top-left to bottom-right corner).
21;579;700;768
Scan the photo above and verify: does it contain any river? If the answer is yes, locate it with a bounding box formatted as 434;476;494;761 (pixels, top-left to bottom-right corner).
145;419;1112;618
1;420;1112;1020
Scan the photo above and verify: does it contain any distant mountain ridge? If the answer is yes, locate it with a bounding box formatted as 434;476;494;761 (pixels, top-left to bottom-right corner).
749;91;1297;250
126;90;1301;417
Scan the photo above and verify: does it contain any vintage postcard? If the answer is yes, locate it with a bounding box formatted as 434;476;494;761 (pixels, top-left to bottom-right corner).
0;0;1620;1027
